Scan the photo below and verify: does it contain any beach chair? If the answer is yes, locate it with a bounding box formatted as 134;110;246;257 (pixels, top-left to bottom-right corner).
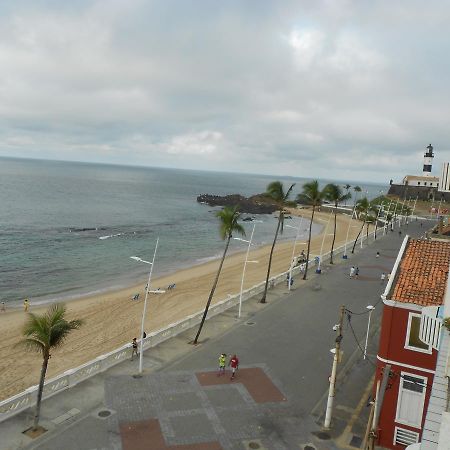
132;293;140;301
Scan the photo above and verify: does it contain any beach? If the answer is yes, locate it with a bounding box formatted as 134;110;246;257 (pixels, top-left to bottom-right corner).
0;209;368;401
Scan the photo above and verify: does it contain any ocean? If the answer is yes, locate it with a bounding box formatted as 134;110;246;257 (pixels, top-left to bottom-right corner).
0;157;386;305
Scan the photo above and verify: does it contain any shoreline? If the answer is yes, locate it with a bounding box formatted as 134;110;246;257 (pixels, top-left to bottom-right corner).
3;218;320;310
0;209;366;401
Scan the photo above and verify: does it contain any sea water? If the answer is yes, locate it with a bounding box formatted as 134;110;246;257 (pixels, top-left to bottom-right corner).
0;157;386;305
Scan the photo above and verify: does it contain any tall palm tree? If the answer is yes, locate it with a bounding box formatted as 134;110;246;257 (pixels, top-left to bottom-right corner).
343;184;351;206
298;180;324;280
19;303;83;430
260;182;295;303
194;206;245;343
353;186;362;207
324;184;351;264
351;197;371;253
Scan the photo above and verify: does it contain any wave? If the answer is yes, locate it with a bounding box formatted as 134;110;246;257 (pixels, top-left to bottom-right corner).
99;233;123;240
195;253;223;264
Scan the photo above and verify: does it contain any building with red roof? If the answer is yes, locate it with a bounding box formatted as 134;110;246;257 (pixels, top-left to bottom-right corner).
373;237;450;449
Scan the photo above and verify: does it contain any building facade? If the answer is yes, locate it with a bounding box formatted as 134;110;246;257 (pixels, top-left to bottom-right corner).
374;238;450;448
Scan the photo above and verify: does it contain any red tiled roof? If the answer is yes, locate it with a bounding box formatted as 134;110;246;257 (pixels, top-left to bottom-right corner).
391;239;450;306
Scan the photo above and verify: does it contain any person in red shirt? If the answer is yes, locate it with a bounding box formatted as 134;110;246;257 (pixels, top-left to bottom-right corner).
229;354;239;380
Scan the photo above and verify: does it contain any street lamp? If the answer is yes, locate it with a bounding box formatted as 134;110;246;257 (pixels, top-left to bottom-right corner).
364;305;375;360
130;237;159;375
343;189;361;259
234;221;261;318
285;217;304;291
316;212;333;273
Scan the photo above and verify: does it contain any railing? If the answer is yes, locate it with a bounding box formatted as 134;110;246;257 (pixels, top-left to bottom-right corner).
0;218;395;423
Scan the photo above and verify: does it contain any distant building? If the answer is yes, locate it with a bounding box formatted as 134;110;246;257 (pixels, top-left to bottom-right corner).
388;144;450;201
374;238;450;448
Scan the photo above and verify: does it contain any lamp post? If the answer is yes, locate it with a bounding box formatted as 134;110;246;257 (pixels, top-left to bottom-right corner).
391;201;399;230
130;237;159;375
317;212;333;274
233;222;260;318
343;191;361;259
285;217;304;291
384;199;392;235
374;202;384;240
364;305;375;360
411;196;418;219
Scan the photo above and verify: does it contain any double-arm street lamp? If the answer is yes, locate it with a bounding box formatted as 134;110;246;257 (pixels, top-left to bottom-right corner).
233;221;261;318
130;237;159;375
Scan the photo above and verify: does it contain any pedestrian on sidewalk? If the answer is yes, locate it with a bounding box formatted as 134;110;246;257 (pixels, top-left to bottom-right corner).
131;337;138;360
380;272;386;284
229;354;239;380
350;266;355;278
355;267;360;278
218;353;227;376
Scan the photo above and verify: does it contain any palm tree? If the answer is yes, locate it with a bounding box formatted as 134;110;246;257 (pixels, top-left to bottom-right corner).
298;180;324;279
19;303;83;430
343;184;351;206
194;206;245;343
324;184;351;264
353;186;362;207
351;197;371;253
260;182;295;303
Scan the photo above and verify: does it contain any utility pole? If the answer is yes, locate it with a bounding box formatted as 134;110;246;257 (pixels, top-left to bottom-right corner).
365;364;392;449
324;305;346;429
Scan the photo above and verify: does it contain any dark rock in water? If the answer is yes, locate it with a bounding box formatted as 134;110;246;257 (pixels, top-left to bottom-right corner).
197;193;279;214
242;217;253;221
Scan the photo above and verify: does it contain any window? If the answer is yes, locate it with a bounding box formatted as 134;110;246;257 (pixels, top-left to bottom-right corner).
418;182;421;185
430;183;433;186
395;372;427;427
405;313;431;353
394;427;419;446
424;182;427;186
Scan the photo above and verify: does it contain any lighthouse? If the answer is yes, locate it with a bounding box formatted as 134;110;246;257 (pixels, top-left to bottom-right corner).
423;144;434;176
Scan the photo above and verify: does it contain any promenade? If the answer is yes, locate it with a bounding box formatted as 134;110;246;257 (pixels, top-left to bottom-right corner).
0;221;428;450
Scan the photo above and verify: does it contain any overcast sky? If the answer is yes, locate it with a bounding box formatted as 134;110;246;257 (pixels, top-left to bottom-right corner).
0;0;449;182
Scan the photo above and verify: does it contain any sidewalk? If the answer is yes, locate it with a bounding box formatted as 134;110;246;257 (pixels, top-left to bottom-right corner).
0;221;427;450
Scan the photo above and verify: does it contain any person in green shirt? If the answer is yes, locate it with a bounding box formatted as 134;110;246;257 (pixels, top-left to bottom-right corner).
218;353;226;376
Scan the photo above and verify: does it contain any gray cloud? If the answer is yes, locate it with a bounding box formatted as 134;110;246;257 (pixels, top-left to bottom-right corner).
0;0;449;182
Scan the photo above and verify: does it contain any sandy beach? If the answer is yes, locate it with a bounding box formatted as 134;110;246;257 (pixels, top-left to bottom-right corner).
0;209;369;401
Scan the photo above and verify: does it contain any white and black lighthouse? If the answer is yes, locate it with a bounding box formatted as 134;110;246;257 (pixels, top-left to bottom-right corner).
423;144;434;176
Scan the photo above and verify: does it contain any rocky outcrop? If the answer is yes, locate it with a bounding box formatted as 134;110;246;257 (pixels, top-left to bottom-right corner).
197;193;279;214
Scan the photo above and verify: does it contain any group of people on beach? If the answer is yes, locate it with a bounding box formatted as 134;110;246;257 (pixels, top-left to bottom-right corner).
218;353;239;380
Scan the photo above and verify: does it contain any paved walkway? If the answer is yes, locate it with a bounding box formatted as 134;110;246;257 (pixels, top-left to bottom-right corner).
0;220;429;450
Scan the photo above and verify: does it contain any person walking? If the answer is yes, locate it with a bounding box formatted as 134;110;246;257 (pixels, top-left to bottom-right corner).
376;251;380;258
229;354;239;380
350;266;355;278
380;272;386;285
218;353;227;376
355;267;360;278
131;337;138;360
23;298;29;312
1;302;5;312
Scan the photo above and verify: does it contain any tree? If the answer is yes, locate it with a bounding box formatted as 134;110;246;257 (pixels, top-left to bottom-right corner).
194;206;245;343
343;184;351;206
351;197;371;253
19;303;83;430
324;184;351;264
353;186;362;207
260;182;295;303
298;180;324;279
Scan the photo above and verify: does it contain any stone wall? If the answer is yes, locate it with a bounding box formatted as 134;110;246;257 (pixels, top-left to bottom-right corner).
387;184;450;201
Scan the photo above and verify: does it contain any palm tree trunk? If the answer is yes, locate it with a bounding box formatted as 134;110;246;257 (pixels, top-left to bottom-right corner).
366;222;369;239
374;217;378;239
260;213;282;303
193;235;231;344
33;354;49;430
351;221;365;253
303;205;315;280
330;205;337;264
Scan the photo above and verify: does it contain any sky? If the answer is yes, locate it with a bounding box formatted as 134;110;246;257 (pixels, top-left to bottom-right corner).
0;0;449;183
